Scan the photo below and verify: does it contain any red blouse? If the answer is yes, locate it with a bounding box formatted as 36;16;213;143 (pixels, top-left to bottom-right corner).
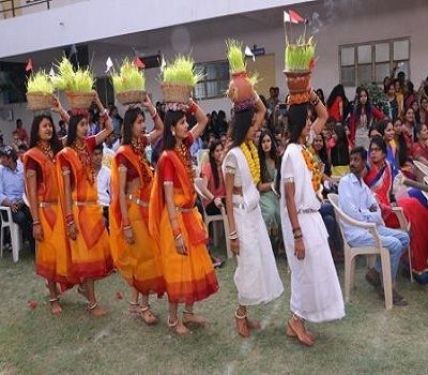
116;138;148;182
412;142;428;161
60;136;97;169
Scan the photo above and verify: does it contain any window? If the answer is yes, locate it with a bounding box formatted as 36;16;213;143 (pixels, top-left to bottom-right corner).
194;61;229;100
96;76;114;106
339;38;410;87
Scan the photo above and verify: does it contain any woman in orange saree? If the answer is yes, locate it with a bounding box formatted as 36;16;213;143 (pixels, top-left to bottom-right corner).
56;93;113;316
150;100;219;335
24;114;78;315
110;99;165;324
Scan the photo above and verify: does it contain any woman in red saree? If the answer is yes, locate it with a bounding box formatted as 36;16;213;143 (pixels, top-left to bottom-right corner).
110;99;165;324
365;136;428;284
24;114;78;315
150;100;219;335
57;93;113;316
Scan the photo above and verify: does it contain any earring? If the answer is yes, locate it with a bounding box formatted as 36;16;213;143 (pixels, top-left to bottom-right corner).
172;130;176;136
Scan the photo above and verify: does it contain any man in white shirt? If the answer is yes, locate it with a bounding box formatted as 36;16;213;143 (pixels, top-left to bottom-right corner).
338;147;409;306
93;144;111;231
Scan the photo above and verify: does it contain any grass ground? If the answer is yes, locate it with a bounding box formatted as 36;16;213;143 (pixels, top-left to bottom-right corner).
0;246;428;375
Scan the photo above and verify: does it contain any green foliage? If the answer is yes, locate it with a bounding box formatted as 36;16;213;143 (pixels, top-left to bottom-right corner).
162;56;203;87
111;59;146;93
285;36;316;72
52;56;94;92
226;39;246;73
26;71;54;94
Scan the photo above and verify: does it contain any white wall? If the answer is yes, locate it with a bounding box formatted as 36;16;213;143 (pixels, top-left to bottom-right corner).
0;0;310;59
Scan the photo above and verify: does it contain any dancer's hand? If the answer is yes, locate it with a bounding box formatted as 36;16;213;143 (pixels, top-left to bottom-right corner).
214;197;223;208
175;236;188;256
230;238;239;255
67;222;79;241
33;223;44;242
123;226;135;245
294;238;305;260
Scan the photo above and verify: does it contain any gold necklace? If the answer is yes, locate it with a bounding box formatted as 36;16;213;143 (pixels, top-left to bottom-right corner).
72;140;95;184
38;142;55;164
175;142;195;186
131;138;153;184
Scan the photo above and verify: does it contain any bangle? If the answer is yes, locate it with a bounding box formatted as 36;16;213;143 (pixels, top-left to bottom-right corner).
150;108;158;119
172;227;181;237
292;227;301;233
32;221;41;226
175;233;182;241
229;234;239;240
310;95;320;106
188;101;198;115
294;234;303;240
122;225;132;231
100;109;108;117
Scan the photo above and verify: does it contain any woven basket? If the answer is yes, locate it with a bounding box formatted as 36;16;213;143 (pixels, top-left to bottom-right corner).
161;83;192;103
284;70;311;105
26;92;54;111
116;90;146;105
65;91;95;109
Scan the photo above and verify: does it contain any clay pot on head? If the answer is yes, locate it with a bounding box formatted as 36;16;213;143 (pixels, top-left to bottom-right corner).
227;71;254;103
284;70;311;105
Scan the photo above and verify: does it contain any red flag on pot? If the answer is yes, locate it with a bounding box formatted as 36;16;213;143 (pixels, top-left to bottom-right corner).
25;58;33;72
133;57;145;70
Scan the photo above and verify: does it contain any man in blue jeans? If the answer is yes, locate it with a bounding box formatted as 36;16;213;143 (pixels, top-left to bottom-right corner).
338;147;409;306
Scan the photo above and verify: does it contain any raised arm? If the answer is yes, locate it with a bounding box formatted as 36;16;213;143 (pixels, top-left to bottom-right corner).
142;95;164;145
189;99;208;140
253;93;267;130
310;89;328;135
93;92;113;146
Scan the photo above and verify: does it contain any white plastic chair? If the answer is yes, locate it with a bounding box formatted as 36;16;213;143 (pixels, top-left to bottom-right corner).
413;160;428;181
194;178;233;259
0;206;23;263
423;176;428;202
328;194;393;310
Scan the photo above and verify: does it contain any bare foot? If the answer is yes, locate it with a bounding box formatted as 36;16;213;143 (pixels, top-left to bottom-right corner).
287;317;314;347
235;312;250;338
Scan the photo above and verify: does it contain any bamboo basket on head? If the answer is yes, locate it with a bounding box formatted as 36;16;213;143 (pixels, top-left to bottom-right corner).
116;90;147;105
161;83;192;104
65;90;95;110
112;59;147;105
26;92;54;111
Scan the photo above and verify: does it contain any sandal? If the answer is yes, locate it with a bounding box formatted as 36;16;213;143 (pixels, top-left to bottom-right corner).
286;314;314;347
168;316;191;336
49;297;62;316
234;310;250;338
140;305;159;325
182;310;209;328
87;302;107;317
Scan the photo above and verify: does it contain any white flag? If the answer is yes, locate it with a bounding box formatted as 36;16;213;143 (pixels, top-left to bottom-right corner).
160;55;167;72
105;57;113;73
48;67;55;77
244;46;255;62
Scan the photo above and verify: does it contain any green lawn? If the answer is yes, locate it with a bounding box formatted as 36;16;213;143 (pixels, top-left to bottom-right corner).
0;246;427;375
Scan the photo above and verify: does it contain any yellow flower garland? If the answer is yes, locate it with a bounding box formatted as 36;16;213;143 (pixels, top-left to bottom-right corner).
240;141;261;185
301;147;323;192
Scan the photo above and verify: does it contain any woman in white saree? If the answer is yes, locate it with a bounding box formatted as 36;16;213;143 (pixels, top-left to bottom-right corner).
279;92;345;347
223;94;284;338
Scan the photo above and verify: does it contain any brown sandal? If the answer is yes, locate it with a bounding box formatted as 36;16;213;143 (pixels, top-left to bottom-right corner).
49;298;62;316
87;302;107;317
182;310;209;328
168;317;191;336
140;305;159;325
235;310;250;338
286;314;314;347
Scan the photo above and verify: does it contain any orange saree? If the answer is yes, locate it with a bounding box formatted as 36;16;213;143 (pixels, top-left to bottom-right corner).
109;145;165;295
23;148;78;288
149;150;219;304
56;146;113;280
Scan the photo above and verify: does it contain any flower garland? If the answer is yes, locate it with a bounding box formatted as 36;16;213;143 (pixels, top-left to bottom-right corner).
240;141;260;185
301;146;323;192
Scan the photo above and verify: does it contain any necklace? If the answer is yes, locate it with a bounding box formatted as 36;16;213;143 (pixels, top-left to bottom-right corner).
240;141;260;185
174;142;195;187
131;138;153;184
38;142;55;164
72;139;95;185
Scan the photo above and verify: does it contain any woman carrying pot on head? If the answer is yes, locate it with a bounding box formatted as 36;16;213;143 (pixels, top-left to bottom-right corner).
56;92;113;317
223;93;284;338
109;96;166;324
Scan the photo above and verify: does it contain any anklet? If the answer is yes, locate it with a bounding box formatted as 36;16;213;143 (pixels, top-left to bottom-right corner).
167;317;178;328
88;302;98;310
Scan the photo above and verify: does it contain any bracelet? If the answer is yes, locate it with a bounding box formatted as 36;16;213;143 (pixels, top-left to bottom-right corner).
310;95;320;106
122;225;132;231
66;221;75;227
187;102;198;115
292;227;301;233
32;221;41;226
172;227;181;237
100;109;108;117
229;234;239;240
294;234;303;240
175;233;182;241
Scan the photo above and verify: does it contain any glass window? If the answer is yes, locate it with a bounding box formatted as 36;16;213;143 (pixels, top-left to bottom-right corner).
194;61;229;99
394;40;409;60
375;63;390;83
357;45;372;64
341;47;355;66
375;43;389;62
341;66;355;86
357;64;372;85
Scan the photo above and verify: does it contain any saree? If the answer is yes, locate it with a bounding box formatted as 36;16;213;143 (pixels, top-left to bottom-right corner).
56;147;113;280
365;162;428;283
109;145;165;295
259;163;281;236
149;150;218;304
23;148;78;288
